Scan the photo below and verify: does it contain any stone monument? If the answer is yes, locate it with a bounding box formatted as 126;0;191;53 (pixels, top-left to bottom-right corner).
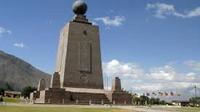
55;0;103;89
37;79;46;91
112;77;121;92
30;0;132;105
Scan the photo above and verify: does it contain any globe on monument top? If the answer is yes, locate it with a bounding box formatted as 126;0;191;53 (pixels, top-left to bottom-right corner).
73;0;88;15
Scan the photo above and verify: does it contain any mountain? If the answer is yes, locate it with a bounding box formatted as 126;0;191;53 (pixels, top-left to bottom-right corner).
0;50;51;90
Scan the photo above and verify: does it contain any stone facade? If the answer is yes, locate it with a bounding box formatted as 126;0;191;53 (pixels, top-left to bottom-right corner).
30;1;132;105
32;88;110;104
31;87;132;105
111;91;132;105
55;20;103;89
51;72;60;88
37;79;46;91
112;77;122;92
31;78;132;105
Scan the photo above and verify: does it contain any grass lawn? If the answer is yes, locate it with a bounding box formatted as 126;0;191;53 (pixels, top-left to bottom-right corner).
0;106;129;112
178;107;200;112
2;97;20;103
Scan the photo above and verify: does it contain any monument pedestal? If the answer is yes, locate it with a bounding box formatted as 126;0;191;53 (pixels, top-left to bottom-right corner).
32;88;111;105
32;83;132;105
110;91;132;105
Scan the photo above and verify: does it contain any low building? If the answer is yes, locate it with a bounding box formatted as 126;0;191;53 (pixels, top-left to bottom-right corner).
172;100;190;107
4;91;21;98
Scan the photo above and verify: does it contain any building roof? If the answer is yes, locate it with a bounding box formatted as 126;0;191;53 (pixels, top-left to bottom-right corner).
172;100;189;103
4;91;21;95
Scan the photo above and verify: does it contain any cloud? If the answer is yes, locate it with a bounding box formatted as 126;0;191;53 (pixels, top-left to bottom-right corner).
184;60;200;71
147;65;176;81
0;26;12;37
94;16;125;27
103;59;143;78
146;3;176;19
103;59;200;99
187;7;200;17
146;3;200;18
104;86;112;91
186;72;198;81
13;42;25;48
133;82;195;92
91;21;98;26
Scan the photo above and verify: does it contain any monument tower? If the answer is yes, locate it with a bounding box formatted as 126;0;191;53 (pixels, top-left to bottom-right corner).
55;0;103;89
31;0;132;105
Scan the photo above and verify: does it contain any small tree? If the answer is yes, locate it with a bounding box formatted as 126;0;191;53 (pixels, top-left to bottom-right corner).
190;97;200;107
0;88;5;96
160;100;166;105
132;95;140;105
21;86;36;98
140;95;149;105
155;98;160;105
150;97;156;105
149;97;161;105
0;96;3;102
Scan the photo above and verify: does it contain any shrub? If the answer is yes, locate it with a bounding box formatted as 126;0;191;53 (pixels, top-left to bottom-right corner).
0;88;5;96
21;86;36;98
0;96;3;102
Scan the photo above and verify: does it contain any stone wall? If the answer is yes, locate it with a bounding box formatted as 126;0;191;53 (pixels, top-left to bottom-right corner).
70;92;110;104
112;77;122;92
112;91;132;105
33;88;111;105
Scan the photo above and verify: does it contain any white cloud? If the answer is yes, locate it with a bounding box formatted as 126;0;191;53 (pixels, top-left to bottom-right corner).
103;59;200;98
134;83;163;91
91;21;98;26
103;59;143;78
13;42;25;48
186;72;197;81
104;86;112;91
146;3;200;18
0;26;12;37
133;82;196;92
184;60;200;71
187;7;200;17
94;16;125;26
146;3;176;19
147;65;176;81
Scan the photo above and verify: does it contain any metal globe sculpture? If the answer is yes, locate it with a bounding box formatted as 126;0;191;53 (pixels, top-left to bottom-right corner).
72;0;88;15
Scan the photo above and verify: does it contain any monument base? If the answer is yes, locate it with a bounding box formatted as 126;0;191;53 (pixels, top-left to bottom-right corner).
30;87;132;105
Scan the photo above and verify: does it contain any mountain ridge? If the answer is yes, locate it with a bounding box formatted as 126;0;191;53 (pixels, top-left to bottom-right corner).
0;50;51;90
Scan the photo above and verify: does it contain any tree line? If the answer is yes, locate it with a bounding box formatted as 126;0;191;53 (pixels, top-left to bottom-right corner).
132;95;168;105
189;97;200;107
0;82;36;101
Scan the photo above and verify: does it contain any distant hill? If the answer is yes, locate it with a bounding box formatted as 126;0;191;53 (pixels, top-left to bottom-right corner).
0;50;51;90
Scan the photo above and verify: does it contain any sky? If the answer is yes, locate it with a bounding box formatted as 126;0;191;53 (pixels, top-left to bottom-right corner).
0;0;200;100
